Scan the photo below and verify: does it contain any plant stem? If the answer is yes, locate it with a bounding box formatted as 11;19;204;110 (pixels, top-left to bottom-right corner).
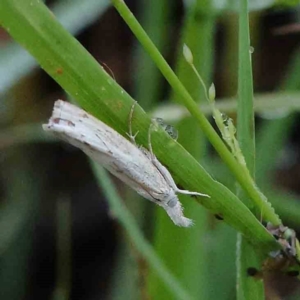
236;1;264;299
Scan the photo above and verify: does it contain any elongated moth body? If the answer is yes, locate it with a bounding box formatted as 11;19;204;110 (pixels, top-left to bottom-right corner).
43;100;209;227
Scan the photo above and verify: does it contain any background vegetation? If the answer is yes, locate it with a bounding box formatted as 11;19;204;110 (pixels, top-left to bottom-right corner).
1;0;300;299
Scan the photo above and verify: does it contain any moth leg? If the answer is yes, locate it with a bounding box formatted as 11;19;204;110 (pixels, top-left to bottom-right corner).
127;101;139;145
147;122;155;159
147;122;210;198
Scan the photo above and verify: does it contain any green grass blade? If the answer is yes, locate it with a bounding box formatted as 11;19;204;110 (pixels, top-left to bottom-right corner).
236;1;264;299
237;3;255;181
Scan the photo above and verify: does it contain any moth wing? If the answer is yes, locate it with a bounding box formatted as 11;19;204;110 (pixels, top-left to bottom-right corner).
43;100;170;196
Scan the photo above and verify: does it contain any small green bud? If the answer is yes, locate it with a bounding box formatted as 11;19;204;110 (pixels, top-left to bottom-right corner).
208;83;216;102
183;44;193;65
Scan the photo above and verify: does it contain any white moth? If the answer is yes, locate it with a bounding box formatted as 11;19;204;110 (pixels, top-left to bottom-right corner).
43;100;209;227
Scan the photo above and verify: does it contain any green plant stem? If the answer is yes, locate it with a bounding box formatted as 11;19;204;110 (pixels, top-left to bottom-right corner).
237;3;255;178
236;1;264;299
111;0;280;225
90;163;193;300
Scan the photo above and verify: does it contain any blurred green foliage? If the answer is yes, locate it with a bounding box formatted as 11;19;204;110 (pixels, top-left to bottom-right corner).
1;0;300;300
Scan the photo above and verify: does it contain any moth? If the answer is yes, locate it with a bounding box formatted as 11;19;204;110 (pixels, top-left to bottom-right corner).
43;100;209;227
